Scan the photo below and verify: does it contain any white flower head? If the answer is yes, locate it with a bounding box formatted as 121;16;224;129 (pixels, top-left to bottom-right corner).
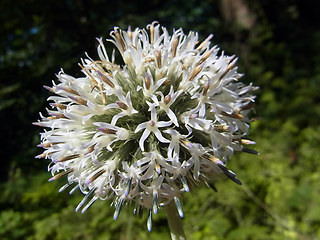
35;21;258;231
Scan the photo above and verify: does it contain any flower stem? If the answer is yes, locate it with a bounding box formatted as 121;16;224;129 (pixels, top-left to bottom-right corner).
165;200;186;240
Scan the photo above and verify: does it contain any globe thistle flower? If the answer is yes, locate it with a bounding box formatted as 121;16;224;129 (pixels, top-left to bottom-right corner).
34;22;258;236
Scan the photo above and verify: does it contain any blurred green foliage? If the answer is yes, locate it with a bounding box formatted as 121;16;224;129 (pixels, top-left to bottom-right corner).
1;0;319;239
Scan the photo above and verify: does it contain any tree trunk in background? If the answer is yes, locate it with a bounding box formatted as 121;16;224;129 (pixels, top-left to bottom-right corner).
220;0;255;30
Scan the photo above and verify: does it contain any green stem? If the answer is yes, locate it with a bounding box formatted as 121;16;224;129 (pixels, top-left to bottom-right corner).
165;200;186;240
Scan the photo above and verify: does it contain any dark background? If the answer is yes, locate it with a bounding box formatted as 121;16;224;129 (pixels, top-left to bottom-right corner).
1;0;320;239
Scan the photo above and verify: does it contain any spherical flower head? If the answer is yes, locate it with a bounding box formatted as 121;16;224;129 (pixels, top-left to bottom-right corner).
34;21;258;230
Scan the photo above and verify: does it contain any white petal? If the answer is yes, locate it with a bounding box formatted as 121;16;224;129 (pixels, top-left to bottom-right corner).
134;122;148;133
111;112;125;125
156;121;172;128
153;129;170;143
166;109;179;127
139;129;151;151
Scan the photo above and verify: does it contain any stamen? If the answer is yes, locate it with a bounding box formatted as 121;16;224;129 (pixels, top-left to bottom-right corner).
48;112;66;119
86;169;105;185
207;182;218;192
75;187;96;212
190;113;198;119
98;127;117;135
113;197;124;220
239;101;254;111
240;139;256;145
97;70;115;88
116;101;128;110
164;94;171;105
217;164;242;185
138;205;144;219
58;182;73;192
220;111;243;119
68;95;87;105
207;155;220;164
174;197;184;218
242;148;259;155
69;184;79;195
145;72;151;90
35;151;56;159
155;50;162;68
50;103;67;110
213;124;229;131
37;142;61;148
55;154;80;163
114;27;126;51
125;178;132;196
187;63;204;82
172;37;179;58
153;191;158;214
196;34;213;51
147;209;152;232
219;55;237;80
56;86;79;95
149;120;156;127
197;49;213;66
48;169;73;182
155;163;161;174
81;196;98;213
179;175;190;192
148;21;158;45
78;63;98;86
43;85;54;93
84;144;96;155
32;121;45;127
203;78;210;96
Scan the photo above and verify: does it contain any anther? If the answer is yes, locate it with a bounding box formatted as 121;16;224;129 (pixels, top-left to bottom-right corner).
197;49;213;66
113;197;124;220
172;37;179;58
203;78;210;96
84;144;96;155
68;95;87;105
240;139;256;145
55;154;80;163
150;120;156;127
174;197;184;218
48;169;73;182
145;72;151;90
43;85;54;93
196;34;213;51
155;50;162;68
153;191;158;214
213;125;229;131
116;101;128;110
56;86;79;95
97;70;115;88
147;209;152;232
114;27;126;52
220;111;243;119
164;94;171;105
187;63;204;82
50;103;67;110
75;187;96;212
98;127;117;135
86;169;105;185
148;21;158;45
242;148;259;155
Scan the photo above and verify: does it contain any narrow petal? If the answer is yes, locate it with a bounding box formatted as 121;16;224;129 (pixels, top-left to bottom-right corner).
139;129;151;151
156;121;172;128
153;129;170;143
134;122;148;133
166;109;179;127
